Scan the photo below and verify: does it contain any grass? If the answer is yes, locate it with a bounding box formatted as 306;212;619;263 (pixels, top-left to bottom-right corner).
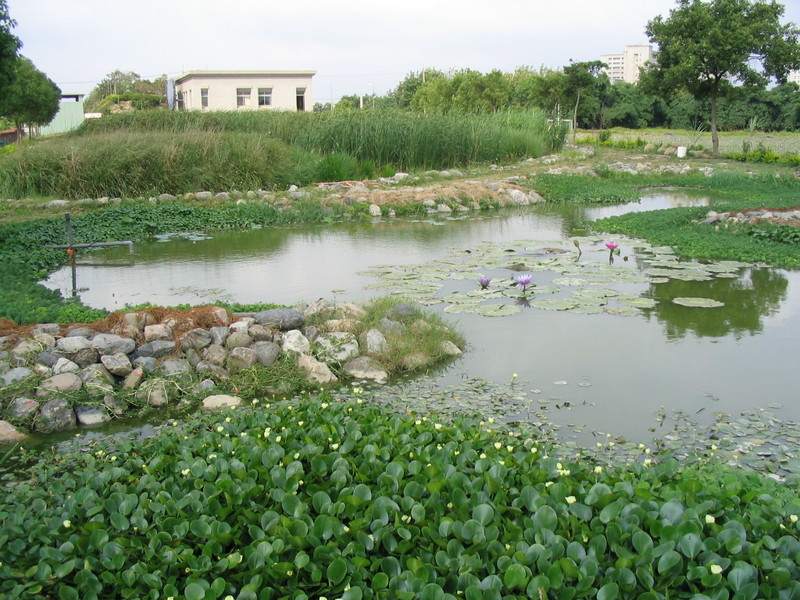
1;393;798;599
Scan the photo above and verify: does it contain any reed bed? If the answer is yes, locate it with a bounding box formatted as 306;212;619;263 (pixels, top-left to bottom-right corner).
0;109;564;198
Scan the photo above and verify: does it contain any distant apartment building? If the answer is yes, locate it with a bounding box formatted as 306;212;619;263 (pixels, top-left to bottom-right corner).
788;70;800;85
173;70;316;111
600;45;652;84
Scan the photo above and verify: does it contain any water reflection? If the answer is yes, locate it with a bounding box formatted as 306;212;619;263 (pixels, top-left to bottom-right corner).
644;267;790;339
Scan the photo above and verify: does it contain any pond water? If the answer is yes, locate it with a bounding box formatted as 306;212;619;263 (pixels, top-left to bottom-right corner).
43;191;800;444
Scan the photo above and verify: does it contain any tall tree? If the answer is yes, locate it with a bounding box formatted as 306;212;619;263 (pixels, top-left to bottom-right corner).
0;56;60;138
0;0;21;98
644;0;800;154
563;60;607;139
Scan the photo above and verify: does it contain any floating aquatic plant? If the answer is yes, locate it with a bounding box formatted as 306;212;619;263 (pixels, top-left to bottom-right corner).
477;276;491;289
513;273;534;293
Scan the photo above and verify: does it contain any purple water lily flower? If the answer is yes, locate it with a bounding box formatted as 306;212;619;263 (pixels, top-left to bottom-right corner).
478;277;492;289
513;273;533;292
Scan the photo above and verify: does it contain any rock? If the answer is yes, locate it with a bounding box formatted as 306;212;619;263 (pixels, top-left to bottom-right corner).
53;357;80;374
122;368;145;391
202;344;228;366
75;406;111;426
9;397;39;419
401;352;433;370
104;395;127;416
387;303;417;321
253;308;305;331
506;189;530;205
440;340;463;356
0;420;28;443
132;356;157;372
195;361;229;377
2;366;34;386
193;379;216;394
35;351;62;368
195;191;213;200
70;348;100;368
137;340;176;358
36;373;82;397
229;318;254;333
181;328;214;351
315;332;360;364
56;336;92;353
144;323;173;342
437;203;453;213
297;354;338;384
369;204;382;217
136;379;171;407
65;327;95;339
225;332;253;349
209;326;231;346
378;317;405;334
303;326;320;342
32;333;56;349
528;190;546;203
36;398;77;432
248;324;272;342
324;319;359;332
253;341;281;366
101;352;133;376
158;193;177;202
32;323;60;336
214;192;231;201
159;359;194;383
362;329;388;354
184;348;201;368
12;339;42;357
303;298;335;317
227;347;258;372
92;332;137;356
202;394;243;409
343;356;388;384
120;312;155;334
339;303;367;319
282;330;310;355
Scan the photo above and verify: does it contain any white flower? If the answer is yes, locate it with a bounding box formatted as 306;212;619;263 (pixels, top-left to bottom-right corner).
594;466;603;474
434;423;442;430
415;420;422;425
565;496;577;505
545;481;554;487
709;564;723;575
110;456;117;462
297;421;304;426
790;514;798;523
63;520;71;528
225;417;231;423
454;450;460;456
181;469;190;476
330;443;340;451
705;515;716;524
643;458;652;467
275;436;281;443
488;417;495;424
321;402;329;409
499;460;505;466
530;447;538;454
494;442;502;450
293;453;300;459
225;596;235;600
208;454;217;460
507;446;514;452
216;426;224;433
251;399;259;405
479;453;487;459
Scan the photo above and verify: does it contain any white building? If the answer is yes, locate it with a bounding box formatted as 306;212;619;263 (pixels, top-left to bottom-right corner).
788;70;800;85
600;45;652;84
173;70;316;111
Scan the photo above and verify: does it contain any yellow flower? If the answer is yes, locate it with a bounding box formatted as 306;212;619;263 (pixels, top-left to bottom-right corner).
494;442;502;450
566;496;577;504
530;447;538;454
594;466;603;474
705;515;716;524
790;514;798;523
434;423;442;430
479;453;487;459
216;426;224;433
330;443;339;451
63;520;71;528
225;417;232;422
545;481;554;487
709;564;723;575
181;469;190;476
415;419;422;425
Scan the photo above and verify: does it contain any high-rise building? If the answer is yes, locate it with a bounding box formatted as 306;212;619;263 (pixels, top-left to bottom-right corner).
788;70;800;85
600;45;653;84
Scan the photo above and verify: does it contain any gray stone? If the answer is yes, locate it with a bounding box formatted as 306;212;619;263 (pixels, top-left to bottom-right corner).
158;193;177;202
229;318;254;333
65;327;96;339
36;398;77;432
159;359;194;383
303;326;319;342
440;340;463;356
297;354;338;384
133;356;157;373
33;332;56;349
315;332;360;364
181;328;213;351
378;317;405;334
225;332;253;349
70;347;100;368
80;365;115;396
339;303;367;319
92;333;136;356
368;204;382;217
122;368;144;391
202;344;228;366
195;361;229;377
362;329;388;354
0;420;28;443
387;303;417;321
253;341;281;366
343;356;388;384
136;379;170;407
436;203;453;213
248;324;273;342
214;192;231;200
12;339;43;357
104;395;127;416
35;351;62;368
226;347;257;372
195;191;213;200
210;326;231;346
253;308;305;331
36;373;82;397
101;352;133;376
303;298;334;317
75;406;111;426
32;323;60;336
53;357;80;374
202;394;243;409
282;330;310;355
401;352;433;370
9;397;39;419
193;379;216;394
138;340;176;358
184;348;201;368
506;189;530;206
324;318;358;332
144;323;172;342
56;336;92;354
2;366;34;386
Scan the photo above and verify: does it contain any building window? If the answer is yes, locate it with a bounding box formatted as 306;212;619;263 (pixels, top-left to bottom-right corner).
177;91;184;110
201;88;209;108
236;88;251;107
258;88;272;107
296;87;306;111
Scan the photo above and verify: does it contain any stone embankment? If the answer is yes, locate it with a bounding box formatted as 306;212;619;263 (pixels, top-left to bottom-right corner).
697;208;800;227
0;302;463;442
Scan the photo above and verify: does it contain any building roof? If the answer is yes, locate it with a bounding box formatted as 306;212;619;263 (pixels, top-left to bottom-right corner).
175;70;316;84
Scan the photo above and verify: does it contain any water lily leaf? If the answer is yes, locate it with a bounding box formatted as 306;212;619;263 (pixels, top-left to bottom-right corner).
618;297;657;309
476;304;522;317
530;298;577;311
443;304;482;314
604;306;642;317
672;297;725;308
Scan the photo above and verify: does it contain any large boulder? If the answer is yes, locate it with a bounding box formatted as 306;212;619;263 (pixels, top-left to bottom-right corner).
0;420;28;443
101;353;133;376
36;373;82;397
137;340;176;358
315;332;359;364
254;308;305;331
343;356;388;384
226;347;257;372
202;394;243;409
36;398;77;432
92;333;136;356
2;366;34;386
253;341;281;366
297;354;338;384
282;330;310;355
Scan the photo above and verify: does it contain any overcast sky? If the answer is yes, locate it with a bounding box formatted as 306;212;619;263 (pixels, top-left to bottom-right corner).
10;0;800;103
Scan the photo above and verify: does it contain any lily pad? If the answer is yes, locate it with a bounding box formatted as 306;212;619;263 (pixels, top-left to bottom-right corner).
475;304;522;317
672;297;725;308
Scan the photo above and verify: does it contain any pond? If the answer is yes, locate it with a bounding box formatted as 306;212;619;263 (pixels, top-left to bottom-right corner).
43;191;800;444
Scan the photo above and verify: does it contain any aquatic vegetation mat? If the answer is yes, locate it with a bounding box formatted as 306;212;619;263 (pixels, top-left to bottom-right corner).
362;236;747;318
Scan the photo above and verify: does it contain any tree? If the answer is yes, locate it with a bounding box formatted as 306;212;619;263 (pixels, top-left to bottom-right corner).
0;0;21;98
84;70;166;111
563;60;607;138
644;0;800;154
0;56;60;138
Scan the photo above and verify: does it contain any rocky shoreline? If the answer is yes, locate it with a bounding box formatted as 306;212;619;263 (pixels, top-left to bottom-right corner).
0;301;463;442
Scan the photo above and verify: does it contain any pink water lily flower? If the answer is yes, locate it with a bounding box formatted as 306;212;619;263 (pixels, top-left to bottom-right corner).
605;241;619;251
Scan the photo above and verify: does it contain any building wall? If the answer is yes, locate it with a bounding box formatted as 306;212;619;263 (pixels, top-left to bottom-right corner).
789;70;800;85
601;45;652;84
174;71;315;111
39;95;85;135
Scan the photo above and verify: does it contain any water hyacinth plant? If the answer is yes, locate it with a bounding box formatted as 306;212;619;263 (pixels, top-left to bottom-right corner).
513;273;534;293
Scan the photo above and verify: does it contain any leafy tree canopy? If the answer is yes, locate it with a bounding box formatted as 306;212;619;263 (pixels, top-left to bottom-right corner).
85;70;166;112
0;0;21;96
0;56;60;136
644;0;800;154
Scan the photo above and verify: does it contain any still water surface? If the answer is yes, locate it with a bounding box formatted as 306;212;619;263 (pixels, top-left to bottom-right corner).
44;192;799;443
